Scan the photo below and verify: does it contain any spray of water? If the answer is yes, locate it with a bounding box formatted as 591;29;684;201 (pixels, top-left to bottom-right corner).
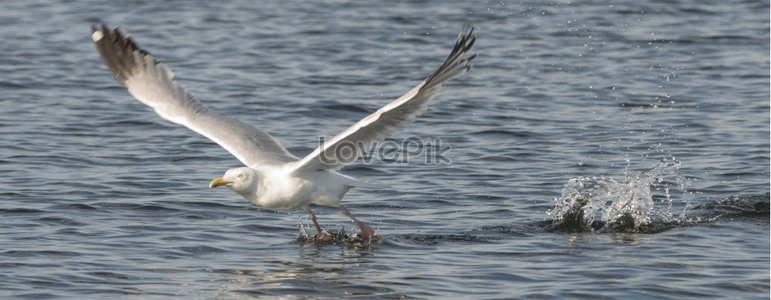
547;160;686;233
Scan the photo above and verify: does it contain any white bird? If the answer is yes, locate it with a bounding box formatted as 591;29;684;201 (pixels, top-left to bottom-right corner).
91;23;476;242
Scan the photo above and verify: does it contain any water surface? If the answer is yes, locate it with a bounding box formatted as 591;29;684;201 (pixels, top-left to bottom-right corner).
0;0;768;298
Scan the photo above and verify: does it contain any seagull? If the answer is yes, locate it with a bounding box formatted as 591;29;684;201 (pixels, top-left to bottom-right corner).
91;23;476;242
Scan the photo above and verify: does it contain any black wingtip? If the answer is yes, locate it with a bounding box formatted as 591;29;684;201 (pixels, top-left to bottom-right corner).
91;23;150;84
459;24;476;43
90;23;115;41
467;52;478;62
417;25;478;90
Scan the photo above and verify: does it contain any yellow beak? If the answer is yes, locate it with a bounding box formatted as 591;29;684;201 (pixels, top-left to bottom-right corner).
209;176;231;189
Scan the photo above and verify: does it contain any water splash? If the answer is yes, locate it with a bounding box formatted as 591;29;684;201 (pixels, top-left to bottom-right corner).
297;222;375;247
547;160;686;233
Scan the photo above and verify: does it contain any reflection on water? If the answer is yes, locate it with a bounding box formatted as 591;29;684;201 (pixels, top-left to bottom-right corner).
213;246;388;298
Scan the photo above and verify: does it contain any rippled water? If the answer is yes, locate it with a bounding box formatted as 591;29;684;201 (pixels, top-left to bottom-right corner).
1;1;769;298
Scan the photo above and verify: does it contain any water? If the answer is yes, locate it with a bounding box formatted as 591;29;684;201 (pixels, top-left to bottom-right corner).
1;0;768;298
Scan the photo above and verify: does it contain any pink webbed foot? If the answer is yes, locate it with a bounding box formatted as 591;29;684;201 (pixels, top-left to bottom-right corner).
314;231;334;243
357;222;377;242
339;206;377;243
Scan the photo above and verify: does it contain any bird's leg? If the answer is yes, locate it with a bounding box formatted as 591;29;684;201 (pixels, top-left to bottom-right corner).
339;206;376;242
303;206;332;242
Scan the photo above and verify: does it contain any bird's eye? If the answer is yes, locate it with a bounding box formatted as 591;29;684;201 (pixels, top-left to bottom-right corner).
237;174;245;180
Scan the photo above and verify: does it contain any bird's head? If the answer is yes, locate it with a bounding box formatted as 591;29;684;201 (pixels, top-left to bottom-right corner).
209;167;260;197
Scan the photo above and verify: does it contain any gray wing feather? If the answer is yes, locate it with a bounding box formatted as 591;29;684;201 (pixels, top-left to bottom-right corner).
91;24;296;168
292;26;476;173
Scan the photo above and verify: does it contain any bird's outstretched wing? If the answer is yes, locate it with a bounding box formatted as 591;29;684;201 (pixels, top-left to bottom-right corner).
91;24;297;168
292;26;476;173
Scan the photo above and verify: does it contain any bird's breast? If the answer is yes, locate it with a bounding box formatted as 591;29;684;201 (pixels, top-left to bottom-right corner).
253;170;347;210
